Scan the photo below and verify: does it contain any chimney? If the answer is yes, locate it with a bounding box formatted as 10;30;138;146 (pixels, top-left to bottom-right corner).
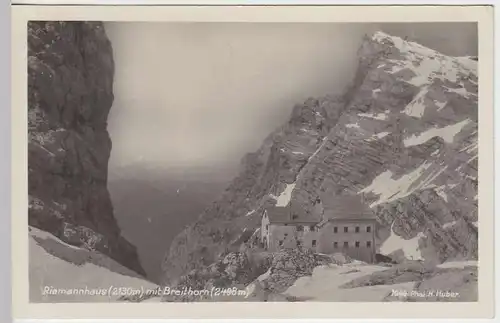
314;196;324;219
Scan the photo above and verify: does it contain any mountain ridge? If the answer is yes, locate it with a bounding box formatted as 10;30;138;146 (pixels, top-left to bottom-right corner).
162;31;478;285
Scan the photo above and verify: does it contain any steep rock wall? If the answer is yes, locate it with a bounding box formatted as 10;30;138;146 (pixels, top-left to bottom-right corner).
28;21;145;276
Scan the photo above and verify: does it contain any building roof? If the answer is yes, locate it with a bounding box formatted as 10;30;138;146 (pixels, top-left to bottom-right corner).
321;194;376;221
266;204;319;224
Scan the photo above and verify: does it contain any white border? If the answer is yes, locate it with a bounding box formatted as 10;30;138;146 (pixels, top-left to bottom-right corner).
9;0;499;5
4;1;498;322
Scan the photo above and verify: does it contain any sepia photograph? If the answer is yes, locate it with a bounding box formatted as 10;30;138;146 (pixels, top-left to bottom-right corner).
11;4;494;320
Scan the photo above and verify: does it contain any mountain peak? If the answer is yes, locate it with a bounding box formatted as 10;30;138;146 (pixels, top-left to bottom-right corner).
162;32;478;284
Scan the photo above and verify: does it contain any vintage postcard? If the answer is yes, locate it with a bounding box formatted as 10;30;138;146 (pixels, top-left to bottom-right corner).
11;4;494;320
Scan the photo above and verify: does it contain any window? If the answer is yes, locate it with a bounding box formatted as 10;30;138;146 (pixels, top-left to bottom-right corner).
292;214;298;220
344;227;348;233
309;225;315;231
297;225;303;232
266;224;269;231
284;233;288;237
279;240;283;246
367;226;371;233
297;241;301;247
355;241;360;248
343;241;349;248
333;242;338;248
312;240;317;247
333;227;338;233
366;241;372;248
355;226;360;233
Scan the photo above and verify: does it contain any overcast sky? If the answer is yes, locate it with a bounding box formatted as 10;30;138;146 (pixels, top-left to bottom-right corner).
104;22;477;176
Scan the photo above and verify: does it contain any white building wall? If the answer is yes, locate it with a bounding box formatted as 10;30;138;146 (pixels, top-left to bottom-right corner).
318;219;376;262
267;223;320;252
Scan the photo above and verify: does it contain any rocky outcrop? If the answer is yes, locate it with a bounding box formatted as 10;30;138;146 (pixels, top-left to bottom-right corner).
162;248;337;302
162;32;478;284
245;250;339;299
28;21;144;276
161;250;271;301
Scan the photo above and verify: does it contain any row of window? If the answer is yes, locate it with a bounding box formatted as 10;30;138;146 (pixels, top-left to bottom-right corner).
266;224;317;231
334;226;371;233
278;239;317;247
277;240;372;248
334;241;372;248
282;225;317;231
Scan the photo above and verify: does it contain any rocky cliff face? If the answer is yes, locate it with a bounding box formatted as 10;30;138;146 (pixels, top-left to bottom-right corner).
28;21;145;276
162;32;478;284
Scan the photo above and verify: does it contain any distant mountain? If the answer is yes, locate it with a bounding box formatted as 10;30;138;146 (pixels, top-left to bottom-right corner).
162;31;478;285
108;167;228;283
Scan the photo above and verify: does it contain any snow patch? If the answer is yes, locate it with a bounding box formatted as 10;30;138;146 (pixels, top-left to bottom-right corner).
308;137;328;162
32;226;82;251
466;154;478;164
374;132;390;139
346;123;360;129
379;222;426;261
403;88;428;118
29;227;157;302
454;56;478;73
292;151;305;155
442;221;457;229
366;132;391;142
258;268;272;281
245;210;256;217
245;282;256;296
372;32;476;88
358;112;388;121
460;141;478;154
437;260;477;269
275;183;296;207
435;100;447;111
403;119;470;147
360;162;435;207
434;185;448;202
446;86;474;98
250;228;261;239
284;262;415;301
